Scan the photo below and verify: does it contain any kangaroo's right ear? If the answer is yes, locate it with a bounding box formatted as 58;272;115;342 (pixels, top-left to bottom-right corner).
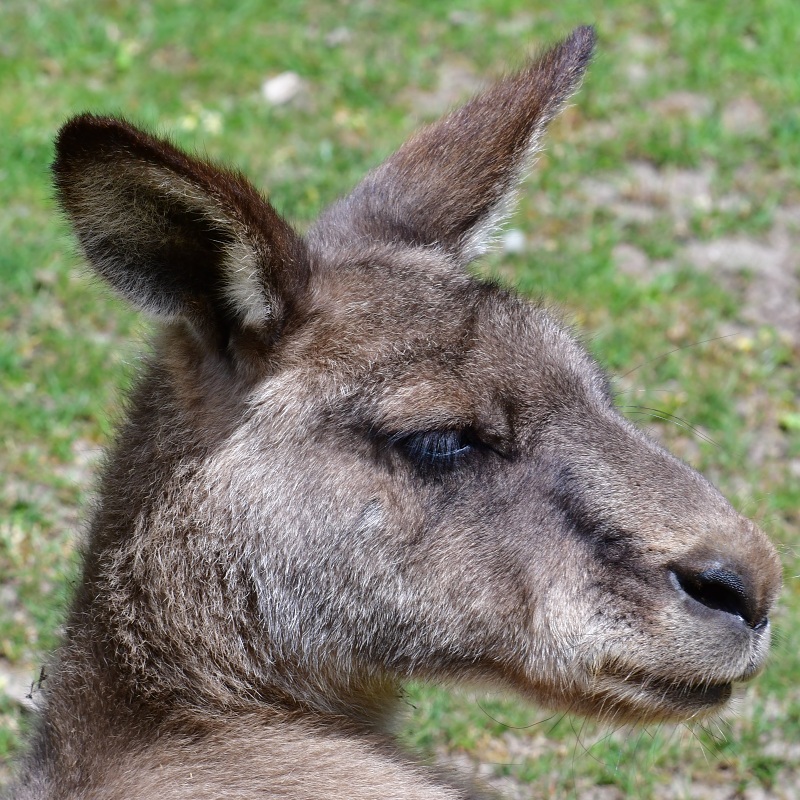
312;26;595;266
53;115;309;344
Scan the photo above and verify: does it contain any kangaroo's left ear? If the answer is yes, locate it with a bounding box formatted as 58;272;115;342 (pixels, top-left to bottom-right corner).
311;26;595;266
53;115;309;346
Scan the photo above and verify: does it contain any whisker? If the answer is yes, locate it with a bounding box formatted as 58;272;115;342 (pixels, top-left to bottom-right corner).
621;405;720;448
616;334;737;380
476;701;560;730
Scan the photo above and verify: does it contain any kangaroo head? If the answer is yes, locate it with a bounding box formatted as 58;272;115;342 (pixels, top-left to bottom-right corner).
52;26;780;727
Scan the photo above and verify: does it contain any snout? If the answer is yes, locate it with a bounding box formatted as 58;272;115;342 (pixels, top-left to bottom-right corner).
536;417;783;722
636;518;784;712
586;519;781;723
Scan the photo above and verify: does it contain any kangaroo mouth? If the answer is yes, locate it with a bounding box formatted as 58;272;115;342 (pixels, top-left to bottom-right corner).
639;673;732;710
597;669;734;721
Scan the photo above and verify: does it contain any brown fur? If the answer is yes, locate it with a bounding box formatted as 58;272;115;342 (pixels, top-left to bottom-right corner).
7;27;781;799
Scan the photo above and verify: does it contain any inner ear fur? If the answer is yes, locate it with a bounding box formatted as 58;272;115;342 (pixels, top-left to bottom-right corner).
53;115;309;343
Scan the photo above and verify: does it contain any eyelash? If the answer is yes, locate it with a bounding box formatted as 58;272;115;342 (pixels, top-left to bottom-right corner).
392;430;479;470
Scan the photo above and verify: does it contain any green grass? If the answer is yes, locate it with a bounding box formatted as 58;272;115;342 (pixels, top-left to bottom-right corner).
2;0;798;795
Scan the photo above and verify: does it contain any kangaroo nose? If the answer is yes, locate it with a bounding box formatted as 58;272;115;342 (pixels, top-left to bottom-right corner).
671;563;767;630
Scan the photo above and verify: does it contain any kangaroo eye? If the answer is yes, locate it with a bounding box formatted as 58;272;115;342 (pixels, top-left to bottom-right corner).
394;430;476;470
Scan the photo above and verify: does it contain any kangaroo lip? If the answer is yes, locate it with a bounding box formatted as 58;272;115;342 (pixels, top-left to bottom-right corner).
608;669;733;710
656;678;732;707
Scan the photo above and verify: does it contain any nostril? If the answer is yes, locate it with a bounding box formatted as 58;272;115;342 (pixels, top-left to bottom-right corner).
673;566;761;628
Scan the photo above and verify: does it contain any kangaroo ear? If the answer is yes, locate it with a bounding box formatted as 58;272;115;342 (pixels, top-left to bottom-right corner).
53;115;309;343
312;26;595;264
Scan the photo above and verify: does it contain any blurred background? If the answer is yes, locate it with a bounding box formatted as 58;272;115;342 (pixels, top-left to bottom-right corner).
1;1;798;797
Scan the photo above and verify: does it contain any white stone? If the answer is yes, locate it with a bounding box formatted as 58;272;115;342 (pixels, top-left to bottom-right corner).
261;72;304;106
502;229;526;254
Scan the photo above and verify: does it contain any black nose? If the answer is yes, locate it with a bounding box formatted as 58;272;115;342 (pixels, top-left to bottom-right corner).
672;564;767;630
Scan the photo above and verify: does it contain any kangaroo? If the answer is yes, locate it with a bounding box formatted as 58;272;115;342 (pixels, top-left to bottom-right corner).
7;26;781;800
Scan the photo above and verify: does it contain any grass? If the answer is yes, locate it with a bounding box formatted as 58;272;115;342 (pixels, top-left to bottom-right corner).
1;0;798;796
